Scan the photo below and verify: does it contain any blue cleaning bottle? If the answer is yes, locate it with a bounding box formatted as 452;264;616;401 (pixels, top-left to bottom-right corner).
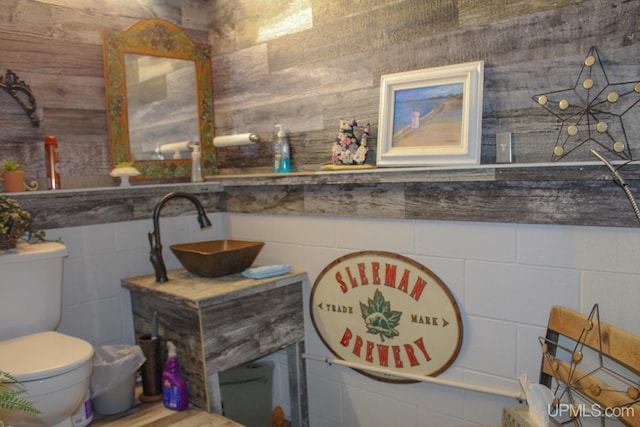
162;341;189;411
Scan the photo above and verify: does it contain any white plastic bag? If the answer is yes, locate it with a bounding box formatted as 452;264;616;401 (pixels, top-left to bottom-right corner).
90;344;145;398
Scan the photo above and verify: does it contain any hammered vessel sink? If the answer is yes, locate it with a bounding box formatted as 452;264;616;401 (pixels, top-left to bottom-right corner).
170;240;265;278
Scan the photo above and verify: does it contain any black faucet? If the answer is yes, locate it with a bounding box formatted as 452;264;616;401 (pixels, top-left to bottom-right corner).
148;191;212;283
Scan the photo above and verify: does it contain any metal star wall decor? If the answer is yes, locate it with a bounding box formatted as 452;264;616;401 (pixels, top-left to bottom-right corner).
532;47;640;162
539;304;640;426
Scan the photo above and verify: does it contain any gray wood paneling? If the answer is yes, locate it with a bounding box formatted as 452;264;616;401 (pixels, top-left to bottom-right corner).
2;0;640;228
10;182;224;229
405;180;640;227
208;0;640;172
0;0;209;189
12;162;640;228
130;292;208;409
200;284;304;373
224;185;305;215
5;0;634;179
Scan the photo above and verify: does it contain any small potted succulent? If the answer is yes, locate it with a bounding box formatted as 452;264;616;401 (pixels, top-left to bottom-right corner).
1;160;25;193
0;195;44;250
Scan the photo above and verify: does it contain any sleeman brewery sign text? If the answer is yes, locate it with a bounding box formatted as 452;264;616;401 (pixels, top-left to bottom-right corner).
311;251;463;382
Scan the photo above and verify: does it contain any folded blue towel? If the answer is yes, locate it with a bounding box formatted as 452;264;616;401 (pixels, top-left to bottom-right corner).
242;264;291;279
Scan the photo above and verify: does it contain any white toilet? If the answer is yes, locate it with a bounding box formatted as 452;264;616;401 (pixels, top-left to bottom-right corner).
0;241;94;427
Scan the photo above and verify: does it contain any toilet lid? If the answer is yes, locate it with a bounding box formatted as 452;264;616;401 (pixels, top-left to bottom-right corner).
0;331;94;381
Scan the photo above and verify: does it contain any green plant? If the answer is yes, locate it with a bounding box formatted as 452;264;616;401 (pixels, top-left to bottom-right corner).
0;371;41;426
0;196;45;247
1;160;22;172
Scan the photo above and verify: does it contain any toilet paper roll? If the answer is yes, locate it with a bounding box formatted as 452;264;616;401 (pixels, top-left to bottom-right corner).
213;133;260;147
158;140;191;153
157;141;192;159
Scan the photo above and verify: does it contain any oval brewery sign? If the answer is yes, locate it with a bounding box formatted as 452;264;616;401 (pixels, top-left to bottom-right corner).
311;251;463;382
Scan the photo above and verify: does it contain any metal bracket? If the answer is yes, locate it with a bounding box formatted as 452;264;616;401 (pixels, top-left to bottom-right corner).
0;69;40;126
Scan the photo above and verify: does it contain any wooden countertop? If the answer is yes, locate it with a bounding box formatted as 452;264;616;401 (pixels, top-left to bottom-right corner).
122;269;307;309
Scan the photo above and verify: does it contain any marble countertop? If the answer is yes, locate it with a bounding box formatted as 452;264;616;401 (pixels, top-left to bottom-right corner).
122;269;307;309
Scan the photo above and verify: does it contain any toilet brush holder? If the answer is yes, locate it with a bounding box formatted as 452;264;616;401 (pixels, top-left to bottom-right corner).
137;334;163;402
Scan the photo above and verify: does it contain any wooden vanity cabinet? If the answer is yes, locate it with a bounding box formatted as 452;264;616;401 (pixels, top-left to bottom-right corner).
122;270;309;427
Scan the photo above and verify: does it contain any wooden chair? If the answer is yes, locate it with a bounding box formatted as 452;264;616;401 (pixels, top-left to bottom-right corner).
539;305;640;426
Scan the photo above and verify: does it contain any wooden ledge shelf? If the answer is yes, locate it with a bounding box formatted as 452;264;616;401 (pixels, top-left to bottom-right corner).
210;162;640;186
211;163;640;228
8;163;640;229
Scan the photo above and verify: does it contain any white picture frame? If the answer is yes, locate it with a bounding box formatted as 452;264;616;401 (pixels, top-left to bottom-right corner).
376;61;484;167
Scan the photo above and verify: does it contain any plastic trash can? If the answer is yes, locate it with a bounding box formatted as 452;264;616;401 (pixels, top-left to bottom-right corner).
90;344;146;415
220;361;274;427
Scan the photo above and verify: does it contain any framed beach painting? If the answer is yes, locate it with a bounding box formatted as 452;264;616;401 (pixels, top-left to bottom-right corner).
376;61;484;167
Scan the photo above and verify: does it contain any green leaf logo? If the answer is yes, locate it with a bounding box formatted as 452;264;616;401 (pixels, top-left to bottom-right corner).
360;289;402;342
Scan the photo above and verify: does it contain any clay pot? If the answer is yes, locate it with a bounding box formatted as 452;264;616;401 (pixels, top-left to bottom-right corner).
2;170;25;193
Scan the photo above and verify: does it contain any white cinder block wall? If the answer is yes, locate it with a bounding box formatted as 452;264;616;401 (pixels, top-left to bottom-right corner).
47;212;640;426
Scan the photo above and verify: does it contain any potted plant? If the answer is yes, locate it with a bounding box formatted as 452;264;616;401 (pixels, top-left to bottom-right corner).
0;371;40;427
0;196;44;250
1;160;25;193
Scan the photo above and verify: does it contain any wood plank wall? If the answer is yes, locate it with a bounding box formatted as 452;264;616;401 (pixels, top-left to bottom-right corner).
209;0;640;173
0;0;639;186
0;0;209;189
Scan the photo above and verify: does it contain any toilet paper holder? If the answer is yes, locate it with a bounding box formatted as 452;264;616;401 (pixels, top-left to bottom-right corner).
213;133;261;147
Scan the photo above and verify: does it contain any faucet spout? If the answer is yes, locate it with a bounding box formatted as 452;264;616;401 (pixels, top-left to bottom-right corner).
149;191;212;283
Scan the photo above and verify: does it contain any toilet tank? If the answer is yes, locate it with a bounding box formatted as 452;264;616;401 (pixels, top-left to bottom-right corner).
0;241;68;340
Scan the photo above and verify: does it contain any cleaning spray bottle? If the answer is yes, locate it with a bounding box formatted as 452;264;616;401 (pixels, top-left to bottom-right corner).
274;124;290;173
162;341;189;411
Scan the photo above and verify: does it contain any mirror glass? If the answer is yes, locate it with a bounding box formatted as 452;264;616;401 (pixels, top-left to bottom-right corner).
125;54;198;160
103;18;215;179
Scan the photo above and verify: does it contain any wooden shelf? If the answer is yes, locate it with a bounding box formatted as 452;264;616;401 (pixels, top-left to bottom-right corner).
212;163;640;228
8;163;640;229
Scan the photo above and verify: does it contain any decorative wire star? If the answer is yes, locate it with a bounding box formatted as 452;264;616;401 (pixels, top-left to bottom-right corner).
539;304;640;426
532;46;640;162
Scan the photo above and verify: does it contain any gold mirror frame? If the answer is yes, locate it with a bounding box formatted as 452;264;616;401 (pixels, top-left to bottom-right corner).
102;18;215;179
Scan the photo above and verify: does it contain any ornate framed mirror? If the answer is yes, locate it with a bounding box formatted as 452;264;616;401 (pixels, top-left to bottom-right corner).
102;18;215;179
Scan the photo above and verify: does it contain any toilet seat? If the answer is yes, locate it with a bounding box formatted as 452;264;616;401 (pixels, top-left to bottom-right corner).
0;331;94;381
